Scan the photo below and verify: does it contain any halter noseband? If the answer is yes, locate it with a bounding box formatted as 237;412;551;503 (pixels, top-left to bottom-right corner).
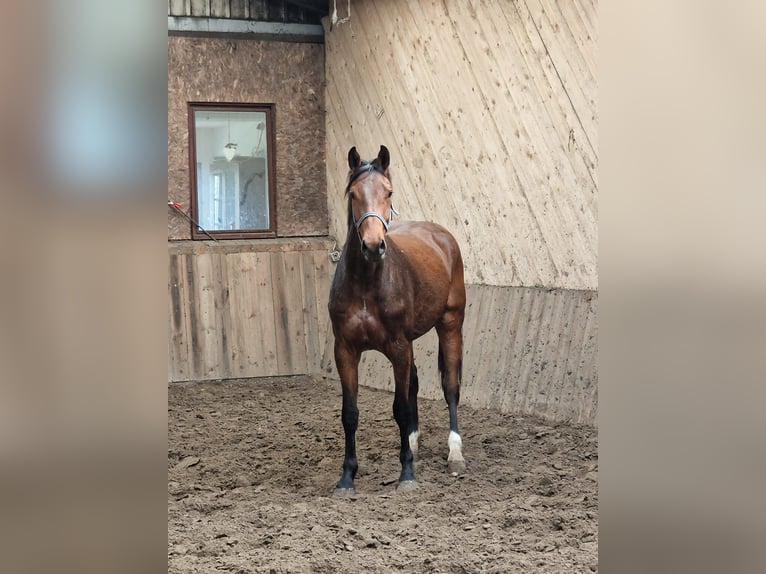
355;210;394;232
347;162;400;234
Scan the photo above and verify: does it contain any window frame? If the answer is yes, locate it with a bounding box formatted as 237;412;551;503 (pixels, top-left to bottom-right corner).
188;102;278;240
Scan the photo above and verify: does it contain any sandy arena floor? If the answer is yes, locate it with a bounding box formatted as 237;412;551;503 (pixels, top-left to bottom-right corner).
168;376;598;573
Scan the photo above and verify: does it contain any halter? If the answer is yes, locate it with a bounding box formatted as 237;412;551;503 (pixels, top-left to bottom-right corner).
346;162;400;234
355;210;395;232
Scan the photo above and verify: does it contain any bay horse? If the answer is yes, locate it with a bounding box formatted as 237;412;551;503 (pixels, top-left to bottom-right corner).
328;145;467;495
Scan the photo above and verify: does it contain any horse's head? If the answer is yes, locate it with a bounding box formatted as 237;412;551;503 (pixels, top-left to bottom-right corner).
345;145;395;262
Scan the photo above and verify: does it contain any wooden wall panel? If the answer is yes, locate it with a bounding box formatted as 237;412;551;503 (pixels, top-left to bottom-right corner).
167;0;324;24
168;253;191;381
229;0;249;19
319;285;598;425
311;249;332;371
210;0;230;19
225;252;259;376
323;0;597;291
249;0;270;21
168;0;188;17
321;0;598;423
190;0;208;17
270;250;308;375
299;251;319;374
168;239;334;381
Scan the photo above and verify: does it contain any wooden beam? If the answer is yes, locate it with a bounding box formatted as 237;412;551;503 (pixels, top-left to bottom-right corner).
167;16;324;42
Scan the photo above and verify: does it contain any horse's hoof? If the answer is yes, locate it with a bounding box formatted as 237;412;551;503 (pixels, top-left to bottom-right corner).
334;486;356;497
448;459;467;475
396;480;418;492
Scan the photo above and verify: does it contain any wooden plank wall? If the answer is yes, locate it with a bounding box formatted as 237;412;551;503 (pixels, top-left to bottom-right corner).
324;0;597;291
321;0;598;423
168;239;333;382
318;285;597;424
168;0;322;24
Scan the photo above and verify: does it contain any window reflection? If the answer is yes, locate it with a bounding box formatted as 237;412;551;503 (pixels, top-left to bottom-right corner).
192;108;271;233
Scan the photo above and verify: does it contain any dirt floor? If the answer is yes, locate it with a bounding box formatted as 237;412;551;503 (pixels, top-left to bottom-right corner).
168;376;598;573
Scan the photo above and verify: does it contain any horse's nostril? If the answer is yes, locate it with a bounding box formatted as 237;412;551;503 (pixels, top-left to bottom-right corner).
360;238;385;260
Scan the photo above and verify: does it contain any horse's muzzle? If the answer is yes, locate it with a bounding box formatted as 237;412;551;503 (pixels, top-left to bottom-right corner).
361;238;387;261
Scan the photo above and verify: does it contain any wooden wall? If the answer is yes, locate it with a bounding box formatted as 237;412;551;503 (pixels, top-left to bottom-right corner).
165;0;599;424
168;239;333;381
321;0;598;423
318;284;597;424
167;27;331;386
324;0;597;291
168;36;327;239
167;0;324;24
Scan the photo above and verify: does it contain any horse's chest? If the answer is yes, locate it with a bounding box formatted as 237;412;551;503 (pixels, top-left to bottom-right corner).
340;298;405;349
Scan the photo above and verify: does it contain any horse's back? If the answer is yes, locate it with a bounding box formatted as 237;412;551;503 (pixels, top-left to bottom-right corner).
387;221;465;317
388;221;463;274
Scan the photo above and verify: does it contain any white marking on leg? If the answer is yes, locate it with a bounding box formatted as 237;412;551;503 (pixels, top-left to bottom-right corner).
408;430;420;455
447;430;464;462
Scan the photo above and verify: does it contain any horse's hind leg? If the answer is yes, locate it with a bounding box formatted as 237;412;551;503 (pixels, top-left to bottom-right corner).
437;317;466;474
408;362;420;462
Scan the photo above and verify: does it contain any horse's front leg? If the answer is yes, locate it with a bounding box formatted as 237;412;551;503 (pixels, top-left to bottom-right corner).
389;341;418;490
334;340;360;496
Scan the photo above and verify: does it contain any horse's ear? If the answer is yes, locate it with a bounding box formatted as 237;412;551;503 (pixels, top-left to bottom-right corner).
377;145;390;171
348;146;361;170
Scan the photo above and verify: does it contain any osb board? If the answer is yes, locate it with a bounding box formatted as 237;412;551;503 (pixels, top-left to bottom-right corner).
318;284;598;425
168;36;326;240
323;0;597;290
168;241;334;381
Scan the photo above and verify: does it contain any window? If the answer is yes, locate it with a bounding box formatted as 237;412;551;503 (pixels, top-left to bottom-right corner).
189;103;276;239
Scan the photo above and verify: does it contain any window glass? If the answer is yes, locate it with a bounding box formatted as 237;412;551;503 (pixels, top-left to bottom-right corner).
190;105;275;238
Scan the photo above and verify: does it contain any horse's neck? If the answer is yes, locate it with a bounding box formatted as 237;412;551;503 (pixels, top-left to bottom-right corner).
342;230;384;284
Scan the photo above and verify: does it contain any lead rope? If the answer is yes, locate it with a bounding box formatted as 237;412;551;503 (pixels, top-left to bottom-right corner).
168;201;217;241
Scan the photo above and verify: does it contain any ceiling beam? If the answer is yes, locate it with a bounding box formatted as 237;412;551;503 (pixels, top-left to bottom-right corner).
167;16;324;43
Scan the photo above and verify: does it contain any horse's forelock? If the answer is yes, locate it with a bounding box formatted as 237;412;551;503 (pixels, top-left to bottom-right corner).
344;160;392;230
345;161;389;195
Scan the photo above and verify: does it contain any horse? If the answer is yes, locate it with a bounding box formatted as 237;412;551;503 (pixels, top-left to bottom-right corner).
328;144;467;495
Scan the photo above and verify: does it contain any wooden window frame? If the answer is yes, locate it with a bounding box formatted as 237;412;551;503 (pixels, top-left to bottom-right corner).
188;102;278;239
